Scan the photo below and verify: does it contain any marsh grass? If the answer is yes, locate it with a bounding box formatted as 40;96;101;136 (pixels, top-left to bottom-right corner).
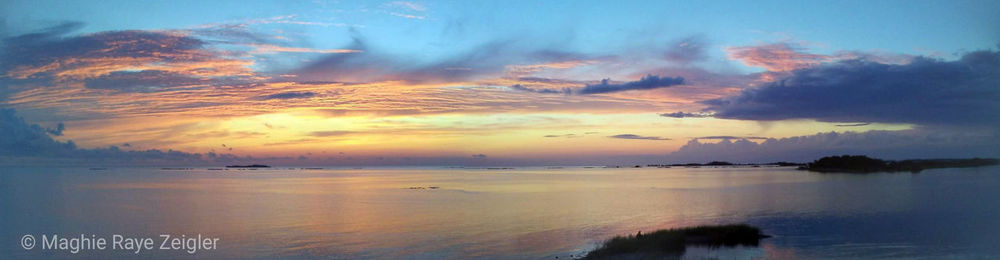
583;224;768;259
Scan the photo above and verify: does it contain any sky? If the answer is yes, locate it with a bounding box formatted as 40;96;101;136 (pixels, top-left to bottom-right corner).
1;0;998;166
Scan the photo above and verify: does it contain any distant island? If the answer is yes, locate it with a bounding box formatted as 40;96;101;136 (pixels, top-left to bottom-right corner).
225;164;271;168
797;155;999;173
604;161;803;168
647;161;804;168
583;224;768;259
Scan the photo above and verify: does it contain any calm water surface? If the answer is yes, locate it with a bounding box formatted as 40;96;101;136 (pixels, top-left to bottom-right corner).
2;166;999;259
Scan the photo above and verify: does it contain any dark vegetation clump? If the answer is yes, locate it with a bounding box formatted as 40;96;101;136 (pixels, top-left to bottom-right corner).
583;224;768;259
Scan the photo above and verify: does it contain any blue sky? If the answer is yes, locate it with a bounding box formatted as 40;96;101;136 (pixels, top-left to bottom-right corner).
1;0;998;165
5;0;997;61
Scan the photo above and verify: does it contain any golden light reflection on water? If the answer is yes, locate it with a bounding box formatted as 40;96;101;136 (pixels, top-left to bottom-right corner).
60;167;915;258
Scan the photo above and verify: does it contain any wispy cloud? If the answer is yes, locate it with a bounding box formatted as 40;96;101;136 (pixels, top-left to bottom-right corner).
509;84;570;95
388;1;427;11
660;111;711;118
384;1;428;19
257;91;317;100
835;123;871;127
248;44;363;54
694;136;769;140
663;35;708;65
509;74;685;95
310;131;354;137
2;22;256;86
609;134;670;141
726;43;829;71
390;12;426;20
237;15;337;27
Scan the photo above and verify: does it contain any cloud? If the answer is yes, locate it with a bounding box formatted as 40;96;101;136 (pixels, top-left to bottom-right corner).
388;1;427;11
609;134;671;141
310;131;354;137
390;13;426;20
667;130;1000;163
0;108;258;165
543;134;577;138
4;25;212;78
294;31;595;84
576;74;685;95
1;108;78;158
83;70;205;92
472;154;487;158
660;111;711;118
509;84;570;94
46;122;65;136
704;50;1000;127
694;136;768;140
189;15;343;46
258;91;317;100
663;36;708;65
726;43;829;71
836;123;871;127
239;15;336;27
384;1;428;20
504;60;597;77
1;22;258;97
508;74;686;95
247;44;362;54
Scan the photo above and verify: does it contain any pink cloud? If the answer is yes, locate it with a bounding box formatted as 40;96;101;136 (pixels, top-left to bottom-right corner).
726;43;829;71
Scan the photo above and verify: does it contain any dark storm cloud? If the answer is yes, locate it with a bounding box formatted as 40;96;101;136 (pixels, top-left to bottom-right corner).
577;75;684;95
609;134;671;141
704;50;1000;127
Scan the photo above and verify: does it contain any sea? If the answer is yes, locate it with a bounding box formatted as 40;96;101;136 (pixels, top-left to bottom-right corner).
2;165;999;259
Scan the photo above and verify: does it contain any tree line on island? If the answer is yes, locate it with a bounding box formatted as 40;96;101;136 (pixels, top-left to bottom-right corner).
797;155;999;173
638;155;997;173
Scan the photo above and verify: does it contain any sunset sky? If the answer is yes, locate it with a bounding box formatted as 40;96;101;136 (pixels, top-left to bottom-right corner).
1;0;998;166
